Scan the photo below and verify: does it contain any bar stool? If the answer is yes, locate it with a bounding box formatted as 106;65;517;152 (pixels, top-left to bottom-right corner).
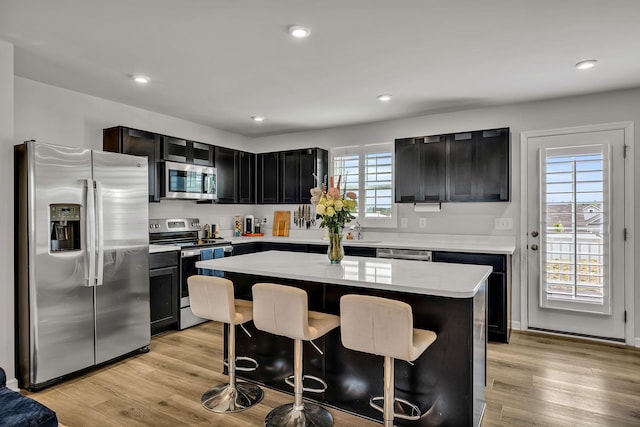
188;275;264;413
252;283;340;427
340;295;437;427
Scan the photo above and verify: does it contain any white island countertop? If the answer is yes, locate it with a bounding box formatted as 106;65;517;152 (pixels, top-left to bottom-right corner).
196;250;492;298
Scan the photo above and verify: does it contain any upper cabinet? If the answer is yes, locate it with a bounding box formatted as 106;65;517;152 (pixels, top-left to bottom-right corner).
395;127;510;203
214;146;255;204
162;137;214;166
257;148;328;204
103;126;161;202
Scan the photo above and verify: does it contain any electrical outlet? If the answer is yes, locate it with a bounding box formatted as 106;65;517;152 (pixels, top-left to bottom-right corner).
219;217;226;227
419;217;427;228
400;218;408;228
495;218;513;230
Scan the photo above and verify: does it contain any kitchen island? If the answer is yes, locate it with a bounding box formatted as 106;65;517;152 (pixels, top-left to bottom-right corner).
197;251;492;427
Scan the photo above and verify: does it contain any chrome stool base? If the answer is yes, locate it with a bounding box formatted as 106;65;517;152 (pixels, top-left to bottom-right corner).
201;381;264;413
265;402;333;427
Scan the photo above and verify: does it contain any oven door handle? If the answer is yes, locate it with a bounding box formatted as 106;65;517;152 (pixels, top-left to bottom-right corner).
181;248;201;257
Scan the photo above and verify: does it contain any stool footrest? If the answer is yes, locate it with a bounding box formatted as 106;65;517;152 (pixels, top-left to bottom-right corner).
370;396;421;421
285;374;328;393
223;356;259;372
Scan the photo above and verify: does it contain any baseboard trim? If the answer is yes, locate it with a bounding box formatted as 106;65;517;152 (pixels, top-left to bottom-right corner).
511;321;521;331
7;377;18;391
635;337;640;348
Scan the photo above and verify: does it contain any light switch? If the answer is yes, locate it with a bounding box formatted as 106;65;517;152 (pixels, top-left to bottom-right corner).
419;218;427;228
400;218;408;228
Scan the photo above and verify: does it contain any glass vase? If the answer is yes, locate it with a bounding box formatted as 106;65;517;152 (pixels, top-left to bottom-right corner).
327;231;344;264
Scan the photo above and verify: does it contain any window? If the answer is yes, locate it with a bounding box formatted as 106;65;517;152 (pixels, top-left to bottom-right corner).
332;143;395;227
540;144;611;314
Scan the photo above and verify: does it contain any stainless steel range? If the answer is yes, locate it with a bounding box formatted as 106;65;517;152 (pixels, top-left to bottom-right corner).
149;218;233;329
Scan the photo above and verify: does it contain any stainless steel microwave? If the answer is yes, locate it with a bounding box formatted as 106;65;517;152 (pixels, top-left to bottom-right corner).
163;161;217;200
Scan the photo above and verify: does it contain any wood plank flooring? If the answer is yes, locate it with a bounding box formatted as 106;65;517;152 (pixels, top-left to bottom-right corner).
23;322;640;426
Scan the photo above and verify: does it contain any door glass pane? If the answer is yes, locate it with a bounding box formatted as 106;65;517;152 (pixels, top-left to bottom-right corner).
539;144;611;314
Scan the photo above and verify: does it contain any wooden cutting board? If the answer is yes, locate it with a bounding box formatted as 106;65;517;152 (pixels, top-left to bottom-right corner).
272;211;291;237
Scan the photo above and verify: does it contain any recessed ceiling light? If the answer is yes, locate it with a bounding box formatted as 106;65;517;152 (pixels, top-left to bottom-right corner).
377;94;392;102
575;59;598;70
288;25;311;39
251;116;265;122
132;75;150;84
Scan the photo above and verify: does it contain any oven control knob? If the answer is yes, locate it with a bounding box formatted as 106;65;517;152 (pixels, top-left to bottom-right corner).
155;224;160;228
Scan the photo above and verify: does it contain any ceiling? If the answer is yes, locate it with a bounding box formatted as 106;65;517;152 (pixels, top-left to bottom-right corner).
2;0;640;138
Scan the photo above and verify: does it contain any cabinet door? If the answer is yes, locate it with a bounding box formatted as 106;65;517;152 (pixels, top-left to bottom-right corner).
449;128;509;202
238;151;255;204
162;136;188;163
190;141;214;166
474;128;509;201
103;127;161;202
215;146;238;203
395;138;420;202
149;265;179;335
299;148;325;202
420;135;447;202
281;150;300;204
258;152;280;204
447;131;475;201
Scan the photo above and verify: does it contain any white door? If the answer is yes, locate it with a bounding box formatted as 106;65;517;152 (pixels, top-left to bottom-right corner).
526;128;626;340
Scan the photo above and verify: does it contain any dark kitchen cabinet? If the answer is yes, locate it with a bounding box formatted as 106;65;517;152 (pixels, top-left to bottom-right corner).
257;148;328;204
103;126;161;202
214;146;237;203
449;128;509;201
161;137;214;166
257;152;280;204
238;151;255;204
214;147;255;204
432;251;511;343
395;135;446;203
149;251;179;336
395;127;509;203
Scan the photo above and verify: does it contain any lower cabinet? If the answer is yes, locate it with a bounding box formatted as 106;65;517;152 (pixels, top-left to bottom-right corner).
432;251;511;343
229;241;510;342
149;251;179;336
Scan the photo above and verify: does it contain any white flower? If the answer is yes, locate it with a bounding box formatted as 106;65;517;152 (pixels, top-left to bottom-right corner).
334;199;343;211
316;204;326;215
326;206;336;217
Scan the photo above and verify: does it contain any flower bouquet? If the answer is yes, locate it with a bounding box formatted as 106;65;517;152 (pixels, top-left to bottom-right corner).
310;175;357;264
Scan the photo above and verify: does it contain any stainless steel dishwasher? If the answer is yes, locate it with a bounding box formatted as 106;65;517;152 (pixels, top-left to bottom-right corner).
376;248;432;261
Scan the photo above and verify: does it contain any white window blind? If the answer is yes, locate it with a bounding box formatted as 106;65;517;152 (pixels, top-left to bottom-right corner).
540;144;611;314
332;143;395;227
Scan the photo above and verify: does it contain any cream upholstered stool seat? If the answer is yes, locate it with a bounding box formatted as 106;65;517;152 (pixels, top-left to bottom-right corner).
340;295;437;427
252;283;340;427
187;275;263;413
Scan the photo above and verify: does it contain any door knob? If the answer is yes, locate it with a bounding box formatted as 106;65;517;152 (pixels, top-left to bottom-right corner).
531;244;538;251
531;231;539;238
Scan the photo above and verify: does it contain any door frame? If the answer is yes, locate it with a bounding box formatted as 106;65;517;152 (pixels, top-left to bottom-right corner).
520;122;635;345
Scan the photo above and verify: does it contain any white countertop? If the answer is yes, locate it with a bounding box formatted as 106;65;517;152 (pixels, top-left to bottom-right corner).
224;232;516;255
196;250;492;298
149;244;180;254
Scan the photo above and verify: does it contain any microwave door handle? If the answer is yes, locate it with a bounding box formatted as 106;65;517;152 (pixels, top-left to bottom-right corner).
85;179;96;286
95;180;105;286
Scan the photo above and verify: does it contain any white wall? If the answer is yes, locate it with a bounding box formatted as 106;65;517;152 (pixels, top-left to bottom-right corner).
0;41;16;387
253;89;640;338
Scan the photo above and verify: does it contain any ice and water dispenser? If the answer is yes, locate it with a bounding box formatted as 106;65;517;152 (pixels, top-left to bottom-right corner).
50;204;81;252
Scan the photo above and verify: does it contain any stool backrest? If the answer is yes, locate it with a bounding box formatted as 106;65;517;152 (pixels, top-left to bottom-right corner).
340;294;415;361
252;283;309;340
187;275;236;323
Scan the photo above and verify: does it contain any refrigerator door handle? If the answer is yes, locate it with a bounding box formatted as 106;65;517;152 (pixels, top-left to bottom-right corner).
95;180;104;286
86;179;97;286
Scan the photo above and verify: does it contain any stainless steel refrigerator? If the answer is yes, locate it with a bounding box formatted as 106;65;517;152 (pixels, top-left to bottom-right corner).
15;141;150;390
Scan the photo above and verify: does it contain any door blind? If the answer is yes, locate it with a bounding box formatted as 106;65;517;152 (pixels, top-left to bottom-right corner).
539;144;611;314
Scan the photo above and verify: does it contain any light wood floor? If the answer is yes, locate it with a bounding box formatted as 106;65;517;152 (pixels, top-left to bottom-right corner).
24;322;640;426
